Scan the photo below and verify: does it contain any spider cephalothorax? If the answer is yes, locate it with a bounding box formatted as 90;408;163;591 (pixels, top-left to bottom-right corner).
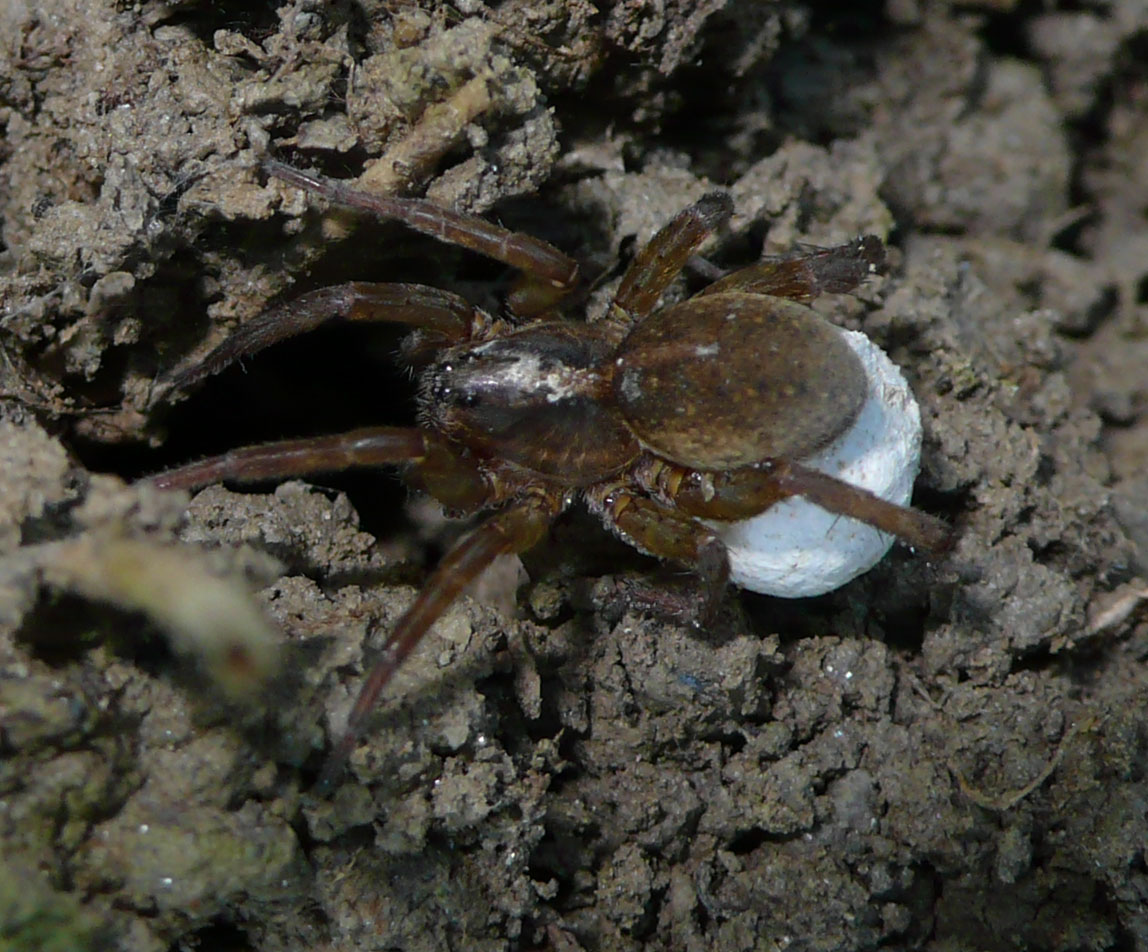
152;161;952;788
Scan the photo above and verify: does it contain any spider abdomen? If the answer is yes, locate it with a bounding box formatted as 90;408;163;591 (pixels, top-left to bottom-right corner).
613;292;867;470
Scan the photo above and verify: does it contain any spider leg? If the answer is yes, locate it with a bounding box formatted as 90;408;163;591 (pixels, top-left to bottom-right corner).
319;487;564;791
772;461;952;552
609;193;734;327
642;459;954;554
698;236;885;304
147;427;494;515
160;282;481;397
266;161;580;319
585;484;730;620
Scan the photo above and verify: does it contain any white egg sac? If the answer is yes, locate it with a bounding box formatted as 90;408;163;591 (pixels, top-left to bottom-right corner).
709;328;923;598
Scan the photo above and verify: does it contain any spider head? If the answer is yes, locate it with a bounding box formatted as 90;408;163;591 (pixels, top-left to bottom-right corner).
419;326;638;483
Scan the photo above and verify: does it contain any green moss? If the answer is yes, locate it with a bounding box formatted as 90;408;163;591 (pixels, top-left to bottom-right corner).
0;860;106;952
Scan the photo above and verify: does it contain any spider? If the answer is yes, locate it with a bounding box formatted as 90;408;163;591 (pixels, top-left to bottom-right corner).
150;160;953;788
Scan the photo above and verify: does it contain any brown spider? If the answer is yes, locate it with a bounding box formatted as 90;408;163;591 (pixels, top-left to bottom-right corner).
150;161;952;788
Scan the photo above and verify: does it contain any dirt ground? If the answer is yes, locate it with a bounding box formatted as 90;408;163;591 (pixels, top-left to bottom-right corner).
2;1;1148;950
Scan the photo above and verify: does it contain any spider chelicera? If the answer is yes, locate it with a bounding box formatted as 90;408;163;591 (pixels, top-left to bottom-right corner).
150;160;952;788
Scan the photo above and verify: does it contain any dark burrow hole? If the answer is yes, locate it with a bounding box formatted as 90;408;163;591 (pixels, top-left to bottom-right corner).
71;188;605;545
72;215;497;538
1137;272;1148;305
172;920;253;952
154;2;303;47
726;826;786;855
16;592;160;669
73;314;419;537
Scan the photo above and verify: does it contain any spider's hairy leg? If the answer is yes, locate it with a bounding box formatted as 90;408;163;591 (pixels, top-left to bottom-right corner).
160;283;479;398
771;461;953;553
699;236;886;304
656;459;954;554
147;428;491;516
318;487;565;792
585;483;730;621
609;192;735;326
265;161;580;319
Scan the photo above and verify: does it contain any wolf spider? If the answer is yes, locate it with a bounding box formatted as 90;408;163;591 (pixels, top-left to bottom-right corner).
151;160;952;788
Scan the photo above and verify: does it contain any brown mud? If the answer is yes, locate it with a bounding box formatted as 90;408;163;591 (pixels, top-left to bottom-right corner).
2;1;1148;950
